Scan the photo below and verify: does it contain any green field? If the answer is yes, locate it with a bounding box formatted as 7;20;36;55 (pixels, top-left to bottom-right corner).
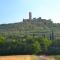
53;55;60;60
48;55;60;60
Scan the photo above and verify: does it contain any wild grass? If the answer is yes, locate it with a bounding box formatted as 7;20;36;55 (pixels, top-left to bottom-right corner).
0;55;38;60
53;55;60;60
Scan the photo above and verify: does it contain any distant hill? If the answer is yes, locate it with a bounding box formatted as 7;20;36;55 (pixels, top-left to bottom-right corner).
0;17;60;39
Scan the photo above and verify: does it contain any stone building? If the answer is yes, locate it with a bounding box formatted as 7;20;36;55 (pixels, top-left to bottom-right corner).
23;12;32;22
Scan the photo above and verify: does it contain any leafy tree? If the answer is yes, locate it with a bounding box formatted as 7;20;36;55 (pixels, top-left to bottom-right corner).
0;36;5;44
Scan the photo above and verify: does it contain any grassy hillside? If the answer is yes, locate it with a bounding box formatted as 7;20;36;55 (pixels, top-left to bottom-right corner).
0;17;60;39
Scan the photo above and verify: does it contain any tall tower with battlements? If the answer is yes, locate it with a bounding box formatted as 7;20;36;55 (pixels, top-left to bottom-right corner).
29;12;32;20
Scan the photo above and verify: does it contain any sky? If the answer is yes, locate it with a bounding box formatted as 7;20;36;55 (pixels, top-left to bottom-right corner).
0;0;60;24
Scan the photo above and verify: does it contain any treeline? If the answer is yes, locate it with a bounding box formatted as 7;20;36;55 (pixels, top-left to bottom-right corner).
0;34;60;55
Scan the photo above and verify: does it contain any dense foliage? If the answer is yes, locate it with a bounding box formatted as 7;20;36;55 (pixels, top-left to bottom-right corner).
0;35;52;55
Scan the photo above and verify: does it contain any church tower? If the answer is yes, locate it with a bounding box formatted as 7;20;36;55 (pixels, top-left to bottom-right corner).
29;12;32;20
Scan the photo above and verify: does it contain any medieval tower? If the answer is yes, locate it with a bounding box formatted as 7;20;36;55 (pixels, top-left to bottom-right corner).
29;12;32;20
23;12;32;22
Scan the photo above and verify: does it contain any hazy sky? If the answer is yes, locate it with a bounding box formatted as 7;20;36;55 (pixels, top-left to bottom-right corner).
0;0;60;24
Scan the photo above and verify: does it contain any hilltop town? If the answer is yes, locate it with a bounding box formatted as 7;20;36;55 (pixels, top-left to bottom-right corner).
0;12;60;40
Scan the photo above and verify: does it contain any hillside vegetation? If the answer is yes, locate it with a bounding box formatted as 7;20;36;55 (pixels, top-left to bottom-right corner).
0;17;60;55
0;17;60;39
